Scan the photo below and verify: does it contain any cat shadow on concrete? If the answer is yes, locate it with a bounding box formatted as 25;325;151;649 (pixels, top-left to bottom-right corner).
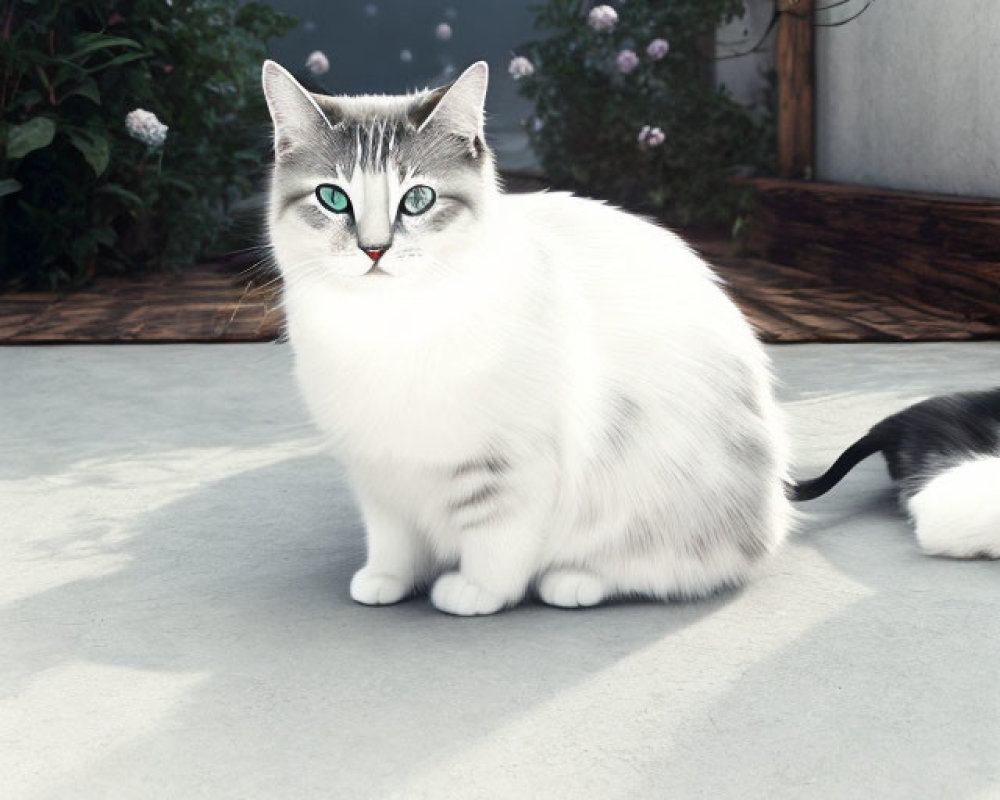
6;451;733;798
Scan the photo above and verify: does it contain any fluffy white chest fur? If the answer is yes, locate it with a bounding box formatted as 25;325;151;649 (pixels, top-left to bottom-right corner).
263;60;792;615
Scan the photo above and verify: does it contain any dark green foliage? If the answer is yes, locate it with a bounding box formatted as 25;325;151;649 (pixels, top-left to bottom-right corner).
0;0;295;289
517;0;774;227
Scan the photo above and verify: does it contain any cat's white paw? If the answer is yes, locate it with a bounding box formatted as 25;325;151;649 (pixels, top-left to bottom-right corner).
538;569;606;608
430;572;507;616
350;567;411;606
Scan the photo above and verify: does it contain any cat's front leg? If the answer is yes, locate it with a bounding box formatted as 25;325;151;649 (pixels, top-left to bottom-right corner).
430;461;552;616
350;491;427;606
430;524;540;616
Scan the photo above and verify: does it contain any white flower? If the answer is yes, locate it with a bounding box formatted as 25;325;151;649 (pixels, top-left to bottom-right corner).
508;56;535;80
646;38;670;60
587;5;618;31
637;125;665;147
616;49;639;74
125;109;168;149
399;49;413;63
305;50;329;76
436;22;452;41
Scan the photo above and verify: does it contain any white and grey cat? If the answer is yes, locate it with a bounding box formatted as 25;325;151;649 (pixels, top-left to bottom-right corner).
261;59;794;615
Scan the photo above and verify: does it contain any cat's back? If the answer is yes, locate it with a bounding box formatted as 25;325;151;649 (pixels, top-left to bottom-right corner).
501;190;705;273
500;190;754;351
878;388;1000;487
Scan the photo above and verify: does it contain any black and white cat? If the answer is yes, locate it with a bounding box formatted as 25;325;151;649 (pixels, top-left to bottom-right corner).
261;60;793;615
792;388;1000;559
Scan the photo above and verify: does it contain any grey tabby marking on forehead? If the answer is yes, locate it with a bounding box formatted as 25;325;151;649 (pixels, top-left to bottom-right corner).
394;127;482;182
339;118;409;177
288;89;483;183
279;108;482;185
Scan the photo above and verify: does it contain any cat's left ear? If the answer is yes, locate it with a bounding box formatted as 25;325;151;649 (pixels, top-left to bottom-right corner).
412;61;488;155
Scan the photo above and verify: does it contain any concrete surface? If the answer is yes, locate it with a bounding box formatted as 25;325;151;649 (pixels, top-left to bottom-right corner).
815;0;1000;197
2;342;998;799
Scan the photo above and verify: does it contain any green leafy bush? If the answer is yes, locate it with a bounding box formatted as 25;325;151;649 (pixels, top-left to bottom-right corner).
0;0;295;289
514;0;773;228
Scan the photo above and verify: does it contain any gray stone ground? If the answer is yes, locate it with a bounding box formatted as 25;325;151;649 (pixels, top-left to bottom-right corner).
2;342;998;799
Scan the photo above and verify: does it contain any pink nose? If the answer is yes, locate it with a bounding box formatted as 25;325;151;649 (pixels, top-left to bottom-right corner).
361;246;389;264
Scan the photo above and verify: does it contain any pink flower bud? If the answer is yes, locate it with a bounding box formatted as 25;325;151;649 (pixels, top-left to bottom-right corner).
508;56;535;80
646;38;670;60
587;5;618;32
616;49;639;74
305;50;329;76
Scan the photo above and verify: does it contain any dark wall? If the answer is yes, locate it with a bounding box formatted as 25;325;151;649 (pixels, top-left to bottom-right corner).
264;0;540;170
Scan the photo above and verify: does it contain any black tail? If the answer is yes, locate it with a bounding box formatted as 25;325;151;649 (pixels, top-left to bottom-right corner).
789;431;885;502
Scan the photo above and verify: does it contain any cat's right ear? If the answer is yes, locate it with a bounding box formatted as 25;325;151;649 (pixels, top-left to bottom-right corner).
261;60;334;158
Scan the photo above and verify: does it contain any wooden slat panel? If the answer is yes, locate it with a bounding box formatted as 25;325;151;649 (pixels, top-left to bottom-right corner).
746;178;1000;318
0;233;996;345
0;263;284;343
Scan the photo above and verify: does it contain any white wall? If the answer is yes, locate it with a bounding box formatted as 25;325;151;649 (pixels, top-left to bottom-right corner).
816;0;1000;197
716;0;776;111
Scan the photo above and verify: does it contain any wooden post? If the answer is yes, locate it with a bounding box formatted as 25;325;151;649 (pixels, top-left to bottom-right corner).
776;0;814;179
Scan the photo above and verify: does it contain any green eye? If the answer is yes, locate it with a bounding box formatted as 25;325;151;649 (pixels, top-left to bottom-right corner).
401;185;436;216
316;184;351;213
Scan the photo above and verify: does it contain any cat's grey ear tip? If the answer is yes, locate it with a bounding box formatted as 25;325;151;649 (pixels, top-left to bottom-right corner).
262;59;296;87
455;61;489;86
261;59;279;88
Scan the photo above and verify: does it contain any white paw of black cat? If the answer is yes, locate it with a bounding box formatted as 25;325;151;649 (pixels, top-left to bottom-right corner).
350;567;411;606
538;569;606;608
430;572;507;616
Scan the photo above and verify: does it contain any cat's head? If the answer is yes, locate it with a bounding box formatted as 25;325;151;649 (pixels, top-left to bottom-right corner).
261;60;497;285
